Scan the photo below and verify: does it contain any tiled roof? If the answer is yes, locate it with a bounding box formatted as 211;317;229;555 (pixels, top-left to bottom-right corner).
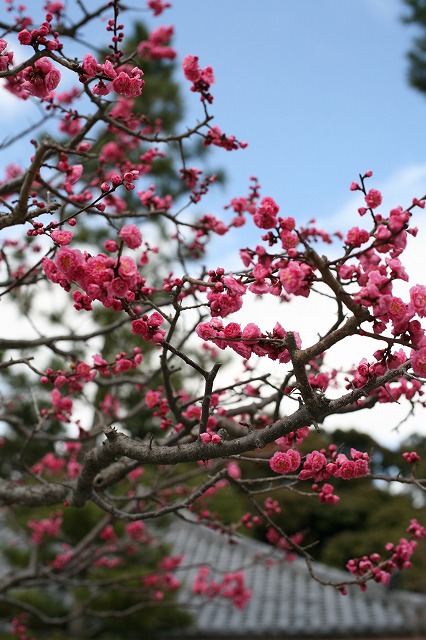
161;514;426;639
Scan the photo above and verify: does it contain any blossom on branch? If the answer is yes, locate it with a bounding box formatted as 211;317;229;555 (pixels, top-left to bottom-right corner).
1;3;426;628
21;58;61;98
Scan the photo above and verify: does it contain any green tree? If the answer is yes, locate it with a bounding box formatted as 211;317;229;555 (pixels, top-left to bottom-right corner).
0;16;216;639
403;0;426;94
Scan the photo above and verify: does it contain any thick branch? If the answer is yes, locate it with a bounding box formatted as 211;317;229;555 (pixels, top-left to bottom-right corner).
0;480;68;506
0;317;128;349
306;245;371;322
0;362;413;509
0;140;55;229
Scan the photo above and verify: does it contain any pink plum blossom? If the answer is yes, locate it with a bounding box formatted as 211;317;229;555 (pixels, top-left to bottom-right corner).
410;284;426;317
51;230;73;246
364;188;382;209
269;449;301;475
253;196;279;229
21;58;61;98
119;224;143;249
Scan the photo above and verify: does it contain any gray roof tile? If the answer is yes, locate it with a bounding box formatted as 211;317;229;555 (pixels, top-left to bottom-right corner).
161;514;426;638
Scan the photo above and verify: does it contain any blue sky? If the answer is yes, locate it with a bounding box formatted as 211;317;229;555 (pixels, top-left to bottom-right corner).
159;0;426;227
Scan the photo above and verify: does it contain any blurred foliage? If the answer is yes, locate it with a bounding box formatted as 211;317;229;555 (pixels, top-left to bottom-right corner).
403;0;426;95
0;18;220;638
0;501;193;638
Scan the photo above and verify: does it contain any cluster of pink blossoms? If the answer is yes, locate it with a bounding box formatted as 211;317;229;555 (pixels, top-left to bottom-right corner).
298;447;370;481
247;194;303;257
240;498;280;532
20;58;61;99
315;483;340;505
131;311;166;344
269;449;301;474
402;451;421;464
345;226;370;248
199;431;223;444
143;569;181;597
347;520;426;588
182;54;215;103
81;54;144;98
205;270;246;317
364;188;383;209
203;125;248;151
275;426;310;451
265;528;305;562
253;196;279;229
42;227;148;313
235;227;315;299
143;557;184;599
32;443;82;479
38;349;143;425
51;524;184;602
0;39;13;71
27;511;63;545
196;318;301;363
340;179;426;378
137;184;173;212
137;25;176;60
180;166;203;189
143;388;174;431
268;442;368;506
49;387;73;422
407;284;426;376
31;452;64;476
1;12;63;99
51;546;73;571
192;566;251;609
41;348;143;388
147;0;172;16
42;222;168;344
11;614;34;640
278;260;313;296
198;212;228;236
98;170;140;202
349;347;426;399
119;223;142;248
18;16;61;50
44;2;65;14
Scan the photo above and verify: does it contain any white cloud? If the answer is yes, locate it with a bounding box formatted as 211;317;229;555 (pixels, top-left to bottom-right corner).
358;0;401;25
0;82;32;119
